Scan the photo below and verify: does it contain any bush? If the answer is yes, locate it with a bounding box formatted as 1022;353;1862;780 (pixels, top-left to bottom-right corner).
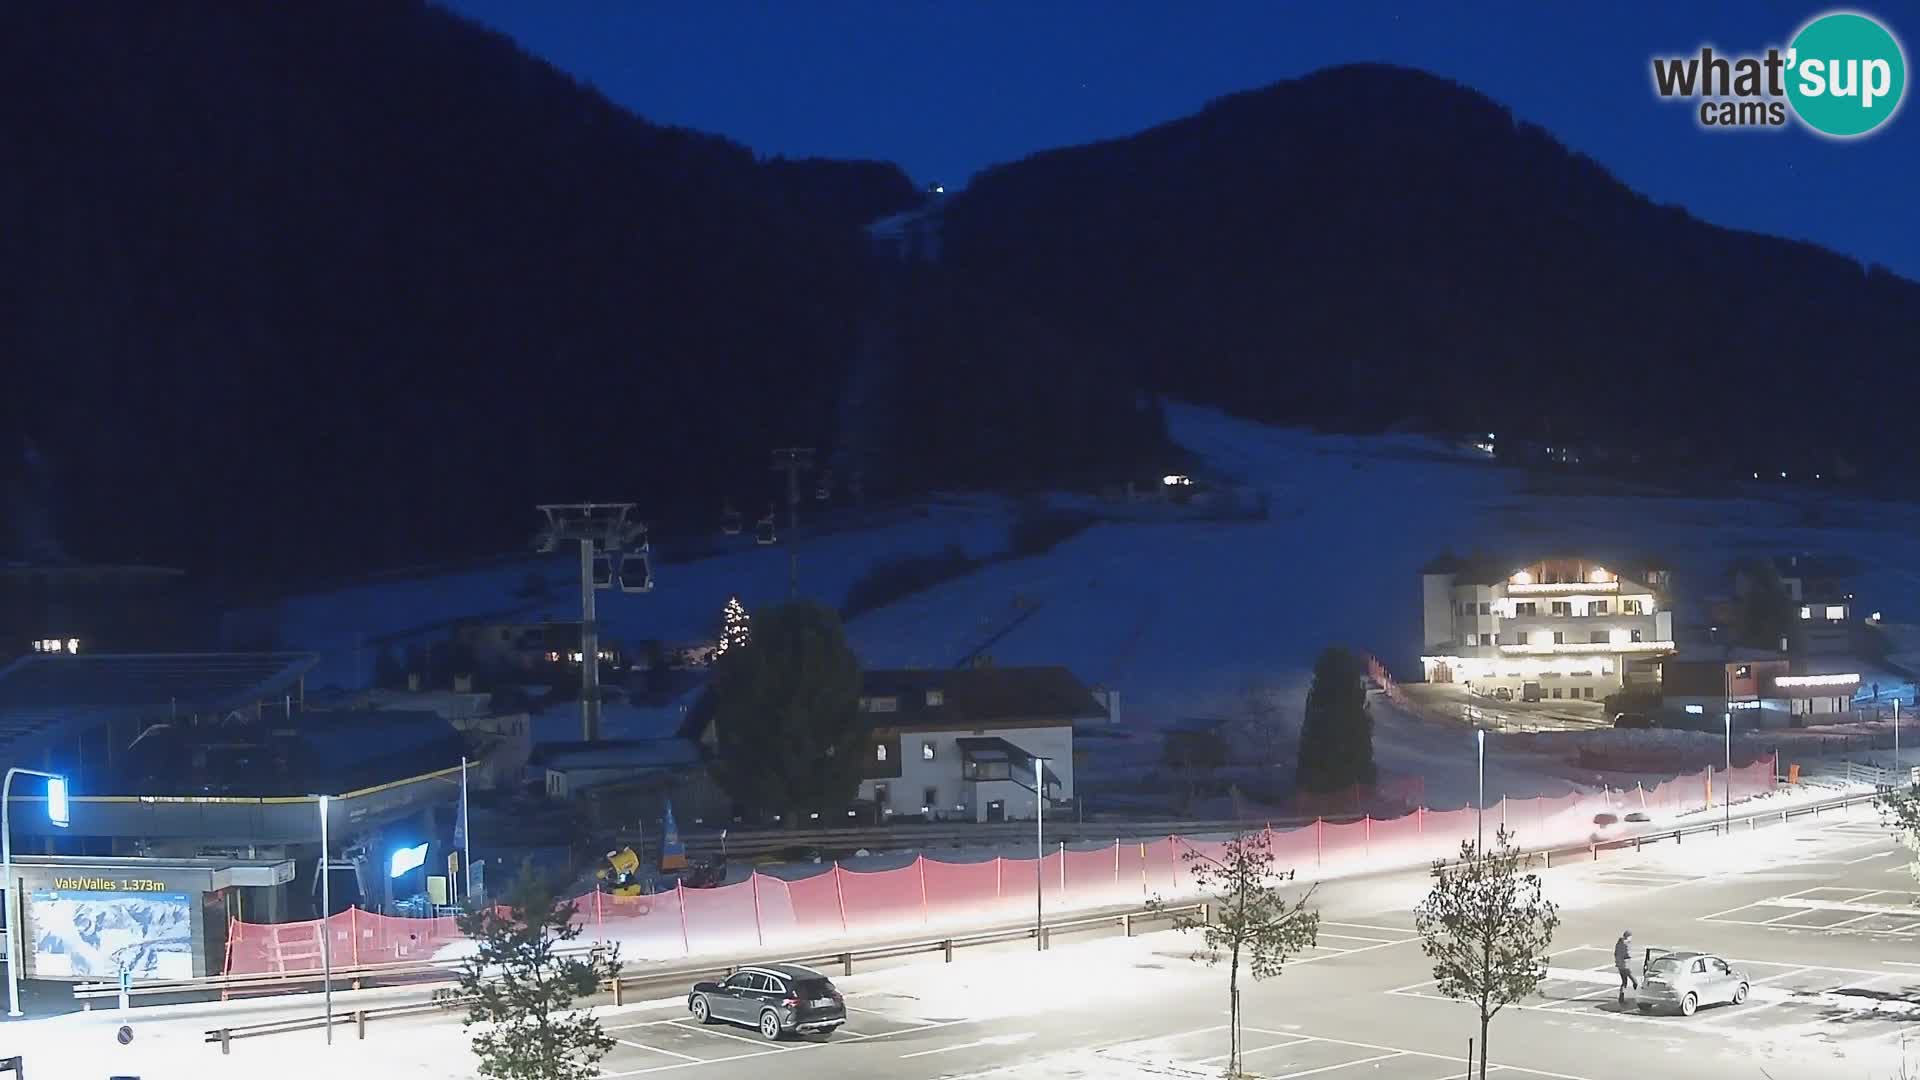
842;545;982;619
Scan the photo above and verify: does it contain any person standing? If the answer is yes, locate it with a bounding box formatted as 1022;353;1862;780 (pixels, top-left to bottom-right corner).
1615;930;1639;1003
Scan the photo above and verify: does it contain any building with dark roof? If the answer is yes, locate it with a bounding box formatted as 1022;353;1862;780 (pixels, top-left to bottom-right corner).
853;666;1102;823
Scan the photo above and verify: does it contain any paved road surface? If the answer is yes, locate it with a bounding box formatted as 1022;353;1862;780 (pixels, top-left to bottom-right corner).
25;805;1919;1079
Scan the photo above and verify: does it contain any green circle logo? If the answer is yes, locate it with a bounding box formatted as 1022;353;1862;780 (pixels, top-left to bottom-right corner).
1787;11;1906;137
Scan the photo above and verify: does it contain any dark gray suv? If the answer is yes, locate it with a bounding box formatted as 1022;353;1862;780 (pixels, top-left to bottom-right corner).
689;963;846;1040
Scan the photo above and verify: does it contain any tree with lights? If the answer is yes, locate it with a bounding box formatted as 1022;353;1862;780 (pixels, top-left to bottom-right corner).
715;595;750;658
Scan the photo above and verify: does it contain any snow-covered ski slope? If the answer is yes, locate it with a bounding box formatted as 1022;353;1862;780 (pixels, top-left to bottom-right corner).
259;402;1920;732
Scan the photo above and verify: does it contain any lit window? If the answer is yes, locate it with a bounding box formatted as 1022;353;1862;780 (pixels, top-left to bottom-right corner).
921;742;936;761
1622;599;1643;615
876;744;888;762
1800;606;1812;620
1511;570;1533;585
926;690;943;707
1589;567;1610;583
1685;704;1704;715
866;696;899;713
1826;606;1846;620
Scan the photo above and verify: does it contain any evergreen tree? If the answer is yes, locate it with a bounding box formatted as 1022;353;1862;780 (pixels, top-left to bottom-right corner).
1732;557;1798;651
708;600;865;824
457;865;621;1080
714;595;751;658
1294;646;1376;794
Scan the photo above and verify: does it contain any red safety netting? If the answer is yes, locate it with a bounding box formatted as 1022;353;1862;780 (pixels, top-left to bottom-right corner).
222;755;1778;975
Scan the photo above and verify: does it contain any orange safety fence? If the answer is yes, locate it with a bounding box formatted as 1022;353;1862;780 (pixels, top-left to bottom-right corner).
224;754;1777;975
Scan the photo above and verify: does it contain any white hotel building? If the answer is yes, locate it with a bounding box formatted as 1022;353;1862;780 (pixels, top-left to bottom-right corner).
1419;556;1675;701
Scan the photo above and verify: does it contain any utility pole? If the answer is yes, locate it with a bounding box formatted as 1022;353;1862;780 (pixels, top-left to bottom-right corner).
771;448;815;600
535;503;650;741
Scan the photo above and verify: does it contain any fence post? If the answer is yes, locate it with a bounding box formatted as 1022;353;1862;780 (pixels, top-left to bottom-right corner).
841;951;853;976
1059;841;1066;902
750;872;765;948
350;907;360;969
356;1010;366;1040
996;856;1003;900
917;856;929;925
1364;815;1372;859
1123;912;1133;937
613;976;624;1006
676;881;690;957
943;939;954;963
1139;842;1147;897
834;864;850;933
1315;817;1323;866
1114;838;1121;893
220;1028;232;1055
1168;836;1178;890
594;888;604;944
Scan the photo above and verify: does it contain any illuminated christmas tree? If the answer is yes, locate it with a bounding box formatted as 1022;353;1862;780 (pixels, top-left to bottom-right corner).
715;595;751;658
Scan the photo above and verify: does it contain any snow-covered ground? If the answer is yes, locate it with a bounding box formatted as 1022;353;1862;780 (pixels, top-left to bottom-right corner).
246;403;1920;810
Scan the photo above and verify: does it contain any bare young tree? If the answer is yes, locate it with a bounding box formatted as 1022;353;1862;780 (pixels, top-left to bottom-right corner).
1876;781;1920;891
1413;827;1559;1080
1150;829;1319;1078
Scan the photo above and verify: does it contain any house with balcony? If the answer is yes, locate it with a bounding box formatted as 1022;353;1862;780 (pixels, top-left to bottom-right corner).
1735;553;1857;655
855;666;1101;823
1662;648;1861;729
1419;555;1676;702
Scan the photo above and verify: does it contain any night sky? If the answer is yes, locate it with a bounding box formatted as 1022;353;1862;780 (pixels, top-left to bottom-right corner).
444;1;1918;280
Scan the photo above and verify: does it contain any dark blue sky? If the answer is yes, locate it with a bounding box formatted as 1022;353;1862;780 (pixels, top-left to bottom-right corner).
445;2;1918;279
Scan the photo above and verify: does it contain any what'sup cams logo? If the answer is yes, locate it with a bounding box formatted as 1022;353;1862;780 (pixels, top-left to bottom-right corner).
1652;10;1906;137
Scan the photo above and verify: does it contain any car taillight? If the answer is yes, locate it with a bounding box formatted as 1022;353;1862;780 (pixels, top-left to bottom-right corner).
783;997;800;1008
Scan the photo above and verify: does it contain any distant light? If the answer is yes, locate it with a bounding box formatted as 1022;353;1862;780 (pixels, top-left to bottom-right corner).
1685;705;1704;715
65;638;79;654
1589;567;1610;584
1814;473;1822;480
1162;474;1193;486
46;776;70;829
934;184;945;194
1780;471;1788;479
1753;472;1759;479
1511;570;1534;586
389;842;429;879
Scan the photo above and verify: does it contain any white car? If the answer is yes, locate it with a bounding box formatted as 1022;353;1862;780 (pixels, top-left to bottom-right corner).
1637;950;1749;1017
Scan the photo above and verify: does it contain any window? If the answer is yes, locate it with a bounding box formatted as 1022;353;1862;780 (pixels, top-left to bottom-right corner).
1478;602;1490;616
1826;605;1847;620
1622;599;1643;615
1588;601;1609;616
1685;704;1705;715
922;786;939;809
921;741;936;761
864;696;899;713
1553;631;1564;644
1515;602;1538;617
1630;629;1643;643
1465;633;1478;647
926;689;944;707
1551;688;1563;699
723;972;756;990
1551;601;1571;616
1590;631;1608;644
1799;606;1812;620
1582;687;1595;699
875;744;888;762
1734;664;1751;679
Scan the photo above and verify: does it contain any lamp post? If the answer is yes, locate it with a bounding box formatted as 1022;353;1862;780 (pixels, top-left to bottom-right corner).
458;757;471;905
317;794;334;1044
1896;698;1902;781
1034;757;1047;952
1476;729;1486;854
4;768;70;1017
1723;713;1732;834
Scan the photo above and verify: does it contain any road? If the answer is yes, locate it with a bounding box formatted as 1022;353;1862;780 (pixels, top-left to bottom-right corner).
25;799;1915;1079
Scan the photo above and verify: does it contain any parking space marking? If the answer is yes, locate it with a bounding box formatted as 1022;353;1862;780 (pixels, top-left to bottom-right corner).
1267;1051;1405;1078
661;1018;792;1048
1317;931;1400;944
1237;1028;1599;1080
612;1038;701;1061
1197;1035;1315;1063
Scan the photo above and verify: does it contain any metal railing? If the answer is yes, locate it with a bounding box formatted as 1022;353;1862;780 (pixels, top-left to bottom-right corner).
204;902;1207;1052
1575;789;1886;860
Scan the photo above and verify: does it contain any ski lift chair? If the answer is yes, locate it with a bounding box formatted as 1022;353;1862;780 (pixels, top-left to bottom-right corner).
755;515;777;545
617;543;653;592
721;502;743;536
591;550;615;589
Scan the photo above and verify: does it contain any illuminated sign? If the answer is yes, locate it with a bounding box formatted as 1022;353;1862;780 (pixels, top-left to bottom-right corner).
46;776;69;828
1774;673;1860;689
389;843;429;879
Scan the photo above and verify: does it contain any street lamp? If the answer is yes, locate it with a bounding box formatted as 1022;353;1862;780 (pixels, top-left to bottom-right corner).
1723;713;1732;834
3;768;70;1017
316;793;334;1044
1034;757;1049;952
1476;729;1486;854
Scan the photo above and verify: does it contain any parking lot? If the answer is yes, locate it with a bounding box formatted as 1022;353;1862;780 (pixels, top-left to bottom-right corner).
1388;942;1920;1045
1704;885;1920;938
1095;1024;1602;1080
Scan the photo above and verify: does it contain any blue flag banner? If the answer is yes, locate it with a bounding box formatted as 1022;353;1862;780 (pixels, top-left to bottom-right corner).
660;800;688;871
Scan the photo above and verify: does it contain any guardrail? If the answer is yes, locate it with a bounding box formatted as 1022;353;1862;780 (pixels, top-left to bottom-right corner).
1572;788;1886;862
661;817;1327;860
205;902;1207;1053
